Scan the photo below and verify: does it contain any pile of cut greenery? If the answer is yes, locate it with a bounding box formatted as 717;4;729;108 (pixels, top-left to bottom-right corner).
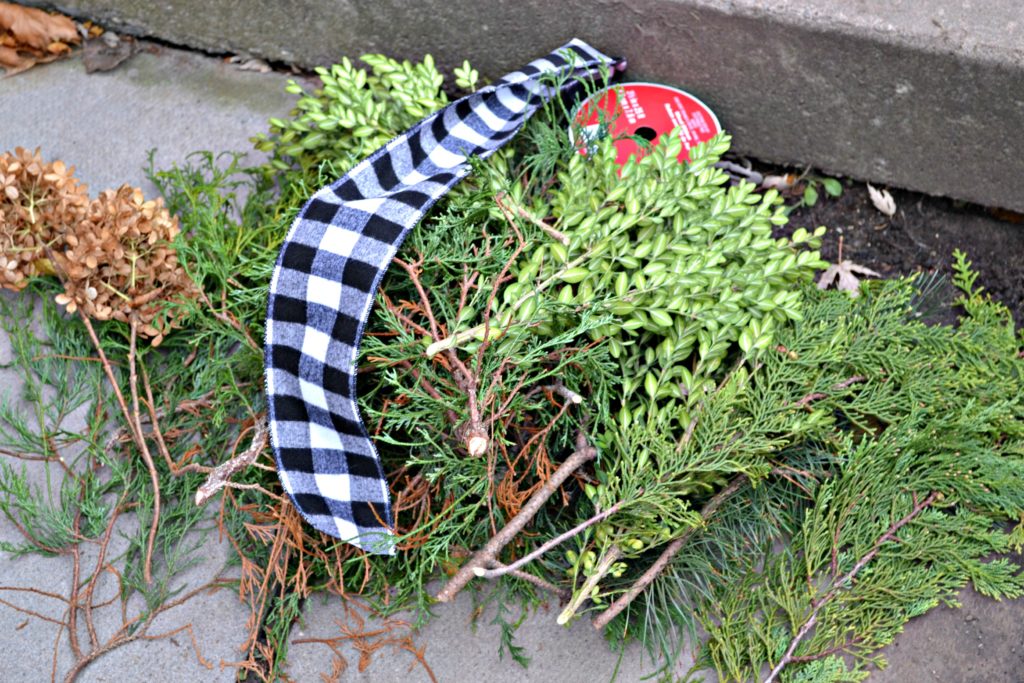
0;51;1021;683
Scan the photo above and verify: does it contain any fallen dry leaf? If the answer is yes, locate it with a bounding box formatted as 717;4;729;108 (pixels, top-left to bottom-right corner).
816;260;882;297
761;173;799;192
228;54;271;73
83;30;135;73
0;1;80;75
0;2;77;48
867;183;897;217
715;160;764;186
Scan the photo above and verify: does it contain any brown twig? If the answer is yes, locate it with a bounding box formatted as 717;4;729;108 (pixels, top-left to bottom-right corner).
832;375;867;390
197;287;260;352
434;438;597;602
542;382;584;406
77;313;134;442
397;360;459;426
762;491;940;683
488;562;570;600
127;319;160;585
137;359;176;472
194;418;270;505
474;500;624;579
592;474;749;630
392;256;442;340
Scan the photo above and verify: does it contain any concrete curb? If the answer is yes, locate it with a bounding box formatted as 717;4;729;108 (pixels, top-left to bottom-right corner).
22;0;1024;212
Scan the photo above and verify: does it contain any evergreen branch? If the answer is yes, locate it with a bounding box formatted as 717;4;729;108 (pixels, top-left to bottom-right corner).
423;240;602;358
762;490;941;683
593;474;748;630
196;286;260;352
434;437;597;602
558;545;621;625
474;500;625;579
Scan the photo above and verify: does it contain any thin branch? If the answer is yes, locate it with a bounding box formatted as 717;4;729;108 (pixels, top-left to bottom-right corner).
592;474;748;630
138;359;175;472
434;439;597;602
762;490;940;683
194;418;269;505
832;375;867;390
495;190;570;246
474;500;624;579
558;545;621;625
197;287;260;352
490;562;570;600
127;319;160;585
397;360;459;426
542;383;584;406
392;256;442;340
424;239;601;358
77;313;134;443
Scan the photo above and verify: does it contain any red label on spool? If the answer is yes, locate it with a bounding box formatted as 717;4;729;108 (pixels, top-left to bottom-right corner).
572;82;721;167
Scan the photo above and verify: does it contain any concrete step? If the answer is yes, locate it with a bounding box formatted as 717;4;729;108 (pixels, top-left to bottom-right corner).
24;0;1024;212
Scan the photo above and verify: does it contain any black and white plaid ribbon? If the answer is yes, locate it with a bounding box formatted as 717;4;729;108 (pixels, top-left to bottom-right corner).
265;39;624;554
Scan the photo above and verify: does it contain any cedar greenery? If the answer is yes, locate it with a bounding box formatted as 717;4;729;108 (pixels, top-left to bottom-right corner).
0;49;1020;683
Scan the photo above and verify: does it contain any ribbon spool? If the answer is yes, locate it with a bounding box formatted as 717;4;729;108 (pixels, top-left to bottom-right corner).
571;82;721;167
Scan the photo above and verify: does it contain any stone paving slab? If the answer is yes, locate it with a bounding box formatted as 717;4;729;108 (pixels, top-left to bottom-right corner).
1;43;1022;683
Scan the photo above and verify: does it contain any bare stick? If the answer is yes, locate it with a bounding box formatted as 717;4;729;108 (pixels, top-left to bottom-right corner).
592;474;748;630
195;418;269;505
762;490;940;683
832;375;867;390
489;562;570;600
434;441;597;602
495;191;570;246
138;360;176;472
543;383;584;405
474;500;624;579
78;313;135;442
127;320;160;585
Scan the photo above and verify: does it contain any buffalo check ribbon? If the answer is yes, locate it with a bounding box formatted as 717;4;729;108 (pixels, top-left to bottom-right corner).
265;39;625;554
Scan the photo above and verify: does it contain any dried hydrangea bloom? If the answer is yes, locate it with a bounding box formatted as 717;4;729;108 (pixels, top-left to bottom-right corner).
53;184;200;345
0;147;88;289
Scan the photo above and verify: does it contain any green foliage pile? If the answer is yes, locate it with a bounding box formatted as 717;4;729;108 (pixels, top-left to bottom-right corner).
0;49;1021;683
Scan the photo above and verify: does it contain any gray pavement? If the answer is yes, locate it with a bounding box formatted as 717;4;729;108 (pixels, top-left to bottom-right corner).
1;43;1022;683
23;0;1024;212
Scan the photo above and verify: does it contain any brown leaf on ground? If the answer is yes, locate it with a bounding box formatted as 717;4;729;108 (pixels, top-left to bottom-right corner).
816;259;882;296
0;1;80;76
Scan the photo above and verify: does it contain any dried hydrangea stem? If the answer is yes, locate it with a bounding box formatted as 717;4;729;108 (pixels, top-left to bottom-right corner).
127;319;161;585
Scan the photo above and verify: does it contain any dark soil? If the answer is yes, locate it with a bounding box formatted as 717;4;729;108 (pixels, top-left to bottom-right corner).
784;181;1024;326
